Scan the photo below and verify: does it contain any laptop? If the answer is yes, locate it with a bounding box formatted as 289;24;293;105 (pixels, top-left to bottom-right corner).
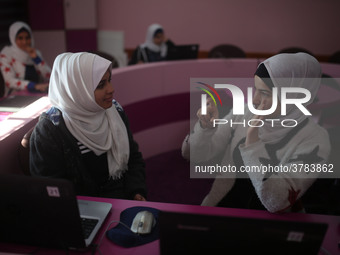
159;211;328;255
167;44;199;61
0;174;112;250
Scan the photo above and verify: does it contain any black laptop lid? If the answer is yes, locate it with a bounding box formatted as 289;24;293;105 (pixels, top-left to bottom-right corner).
159;211;328;255
0;174;86;249
167;44;199;61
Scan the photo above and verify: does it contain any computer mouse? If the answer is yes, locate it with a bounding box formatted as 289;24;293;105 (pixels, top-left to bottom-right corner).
130;210;156;234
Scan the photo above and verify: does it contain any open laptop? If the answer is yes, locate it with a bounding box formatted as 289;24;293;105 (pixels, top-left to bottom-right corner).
167;44;199;61
0;174;112;250
159;211;328;255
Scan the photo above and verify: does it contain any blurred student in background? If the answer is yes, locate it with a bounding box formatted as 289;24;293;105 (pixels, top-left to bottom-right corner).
0;21;51;97
128;23;175;65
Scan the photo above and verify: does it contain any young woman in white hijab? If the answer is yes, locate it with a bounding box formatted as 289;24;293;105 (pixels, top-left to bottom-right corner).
128;23;175;65
182;53;331;213
0;21;51;97
30;52;147;201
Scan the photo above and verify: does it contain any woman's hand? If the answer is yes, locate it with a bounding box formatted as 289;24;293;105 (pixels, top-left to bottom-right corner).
134;194;146;201
197;97;219;129
24;46;38;59
34;83;49;92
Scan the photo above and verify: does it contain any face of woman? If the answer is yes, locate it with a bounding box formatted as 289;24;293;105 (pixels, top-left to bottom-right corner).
15;30;31;51
94;70;114;109
253;75;281;118
153;32;165;46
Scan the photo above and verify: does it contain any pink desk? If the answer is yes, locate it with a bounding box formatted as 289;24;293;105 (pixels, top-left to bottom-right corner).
1;196;339;255
0;91;47;122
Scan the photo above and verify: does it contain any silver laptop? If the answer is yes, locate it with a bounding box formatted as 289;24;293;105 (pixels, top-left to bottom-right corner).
0;174;112;250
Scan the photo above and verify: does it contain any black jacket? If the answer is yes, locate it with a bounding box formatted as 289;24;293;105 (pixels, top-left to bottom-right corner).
29;102;147;200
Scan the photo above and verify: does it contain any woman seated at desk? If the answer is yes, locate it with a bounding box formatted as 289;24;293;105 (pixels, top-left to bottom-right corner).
128;23;175;65
30;52;147;201
182;53;331;213
0;21;51;97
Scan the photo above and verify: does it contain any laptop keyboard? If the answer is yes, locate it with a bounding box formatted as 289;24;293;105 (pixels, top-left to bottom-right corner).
81;217;99;239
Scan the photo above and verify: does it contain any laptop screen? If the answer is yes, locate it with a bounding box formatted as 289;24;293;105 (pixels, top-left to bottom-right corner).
0;174;111;250
159;211;328;255
167;44;199;61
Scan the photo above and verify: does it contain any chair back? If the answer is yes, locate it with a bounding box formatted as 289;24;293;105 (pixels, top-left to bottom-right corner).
278;47;314;56
208;44;246;58
0;44;7;98
329;50;340;64
88;50;119;68
0;70;4;98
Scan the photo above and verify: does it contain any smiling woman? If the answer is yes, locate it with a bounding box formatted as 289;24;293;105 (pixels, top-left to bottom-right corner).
29;52;147;202
94;69;114;109
0;21;51;97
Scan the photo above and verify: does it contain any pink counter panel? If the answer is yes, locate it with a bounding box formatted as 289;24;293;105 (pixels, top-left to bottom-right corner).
0;93;50;175
113;59;259;159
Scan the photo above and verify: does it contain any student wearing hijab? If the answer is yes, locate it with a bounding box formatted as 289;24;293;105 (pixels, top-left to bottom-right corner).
30;52;147;201
0;21;51;97
128;23;175;65
182;53;331;213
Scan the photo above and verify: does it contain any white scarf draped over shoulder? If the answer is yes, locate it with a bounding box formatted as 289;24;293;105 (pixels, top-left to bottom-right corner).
140;23;167;57
48;52;130;179
258;52;321;143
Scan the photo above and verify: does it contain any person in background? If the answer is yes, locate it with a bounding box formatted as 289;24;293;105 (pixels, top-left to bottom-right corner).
30;52;147;201
0;21;51;97
182;53;331;213
128;23;175;65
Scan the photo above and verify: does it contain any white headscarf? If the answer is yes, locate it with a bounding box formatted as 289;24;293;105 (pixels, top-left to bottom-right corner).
258;52;321;143
140;23;167;57
6;21;35;64
48;52;130;179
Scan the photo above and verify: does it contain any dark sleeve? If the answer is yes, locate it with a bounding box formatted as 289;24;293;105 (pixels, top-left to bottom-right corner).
29;115;68;178
118;110;147;199
128;46;144;65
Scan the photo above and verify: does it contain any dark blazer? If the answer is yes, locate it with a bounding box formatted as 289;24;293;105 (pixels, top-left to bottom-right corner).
30;101;147;200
